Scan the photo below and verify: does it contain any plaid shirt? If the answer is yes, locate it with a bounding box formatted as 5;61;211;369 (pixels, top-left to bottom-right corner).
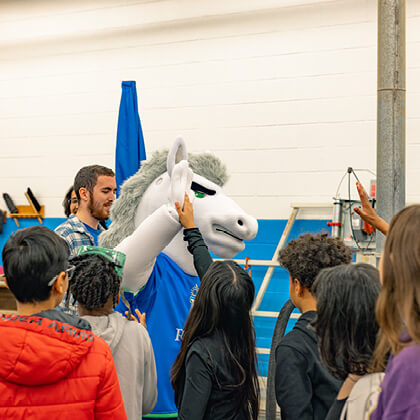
55;214;105;257
55;215;105;315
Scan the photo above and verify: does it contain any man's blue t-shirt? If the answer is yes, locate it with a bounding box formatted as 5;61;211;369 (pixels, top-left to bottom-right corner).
82;223;101;246
115;253;200;418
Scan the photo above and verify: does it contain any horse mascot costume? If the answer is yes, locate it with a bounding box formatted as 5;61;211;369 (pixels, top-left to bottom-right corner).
100;138;258;419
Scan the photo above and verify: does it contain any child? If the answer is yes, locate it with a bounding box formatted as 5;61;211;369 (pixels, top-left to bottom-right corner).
275;233;352;420
0;226;126;419
312;263;382;419
171;261;259;420
69;246;157;420
371;205;420;419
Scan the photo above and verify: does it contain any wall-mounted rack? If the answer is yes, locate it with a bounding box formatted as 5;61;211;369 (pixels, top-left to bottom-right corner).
9;192;44;227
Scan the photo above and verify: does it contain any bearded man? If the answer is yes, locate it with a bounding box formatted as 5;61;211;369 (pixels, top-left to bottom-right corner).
55;165;116;314
56;165;117;255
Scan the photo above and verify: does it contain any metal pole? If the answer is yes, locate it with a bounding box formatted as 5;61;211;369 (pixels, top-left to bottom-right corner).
377;0;406;255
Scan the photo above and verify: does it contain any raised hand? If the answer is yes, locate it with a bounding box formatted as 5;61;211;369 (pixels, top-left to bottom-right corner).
354;182;377;224
175;193;196;229
354;182;389;235
125;308;147;329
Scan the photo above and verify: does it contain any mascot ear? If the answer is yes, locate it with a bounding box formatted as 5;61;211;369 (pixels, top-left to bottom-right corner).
167;136;187;178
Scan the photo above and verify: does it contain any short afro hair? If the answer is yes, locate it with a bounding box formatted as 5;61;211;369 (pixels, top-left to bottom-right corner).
278;233;352;289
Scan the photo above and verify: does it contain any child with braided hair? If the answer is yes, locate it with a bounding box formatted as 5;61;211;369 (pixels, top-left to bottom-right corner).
70;246;157;420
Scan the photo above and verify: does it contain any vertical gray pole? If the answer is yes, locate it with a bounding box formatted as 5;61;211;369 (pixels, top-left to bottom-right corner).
377;0;406;254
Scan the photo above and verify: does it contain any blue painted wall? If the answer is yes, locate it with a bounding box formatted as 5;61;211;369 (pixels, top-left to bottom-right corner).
0;217;331;376
0;218;65;265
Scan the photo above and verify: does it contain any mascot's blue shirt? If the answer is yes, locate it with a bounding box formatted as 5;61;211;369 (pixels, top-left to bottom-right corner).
115;252;200;418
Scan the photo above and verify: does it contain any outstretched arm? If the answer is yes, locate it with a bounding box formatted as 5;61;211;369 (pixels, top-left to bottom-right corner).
354;182;389;235
175;193;213;279
116;205;181;292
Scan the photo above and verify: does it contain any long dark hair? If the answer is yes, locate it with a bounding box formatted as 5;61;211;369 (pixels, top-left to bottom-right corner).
312;263;381;380
171;261;259;419
373;204;420;370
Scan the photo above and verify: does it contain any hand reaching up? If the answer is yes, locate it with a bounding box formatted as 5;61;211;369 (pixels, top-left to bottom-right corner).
125;308;147;329
354;182;389;235
175;193;196;229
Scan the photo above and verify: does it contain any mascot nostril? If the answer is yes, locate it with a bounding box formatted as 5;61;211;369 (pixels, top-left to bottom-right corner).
98;137;258;418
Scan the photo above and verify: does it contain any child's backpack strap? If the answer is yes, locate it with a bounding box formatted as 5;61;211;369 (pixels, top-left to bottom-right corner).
340;372;385;420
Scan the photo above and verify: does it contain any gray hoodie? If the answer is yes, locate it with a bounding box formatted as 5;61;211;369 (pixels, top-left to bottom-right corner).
82;312;157;419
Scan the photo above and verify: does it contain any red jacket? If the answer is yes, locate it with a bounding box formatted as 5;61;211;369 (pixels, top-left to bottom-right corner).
0;311;127;420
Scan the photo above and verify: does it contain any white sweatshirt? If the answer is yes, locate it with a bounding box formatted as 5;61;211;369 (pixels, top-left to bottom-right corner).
82;312;157;419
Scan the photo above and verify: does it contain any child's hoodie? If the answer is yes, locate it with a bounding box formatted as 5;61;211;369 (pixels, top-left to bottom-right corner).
82;311;157;420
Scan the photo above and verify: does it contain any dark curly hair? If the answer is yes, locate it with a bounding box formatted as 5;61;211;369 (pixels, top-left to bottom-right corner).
62;186;74;218
69;254;121;311
312;263;381;380
278;233;352;289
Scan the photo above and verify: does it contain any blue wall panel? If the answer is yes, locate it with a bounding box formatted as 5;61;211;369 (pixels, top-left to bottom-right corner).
0;218;65;265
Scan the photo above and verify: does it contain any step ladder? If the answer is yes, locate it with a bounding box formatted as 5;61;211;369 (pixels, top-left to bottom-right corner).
227;203;332;356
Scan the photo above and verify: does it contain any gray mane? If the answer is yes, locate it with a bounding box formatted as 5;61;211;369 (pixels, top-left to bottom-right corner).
99;149;228;249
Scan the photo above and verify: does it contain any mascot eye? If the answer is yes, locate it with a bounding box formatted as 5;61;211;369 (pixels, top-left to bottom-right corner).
191;181;215;198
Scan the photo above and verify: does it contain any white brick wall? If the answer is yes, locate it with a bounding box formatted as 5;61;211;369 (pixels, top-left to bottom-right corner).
0;0;419;219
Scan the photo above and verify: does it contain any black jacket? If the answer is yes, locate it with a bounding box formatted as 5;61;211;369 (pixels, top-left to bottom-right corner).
178;229;249;419
275;311;342;420
176;331;248;420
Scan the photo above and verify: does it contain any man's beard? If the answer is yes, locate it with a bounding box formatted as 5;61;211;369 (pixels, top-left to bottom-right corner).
88;197;111;221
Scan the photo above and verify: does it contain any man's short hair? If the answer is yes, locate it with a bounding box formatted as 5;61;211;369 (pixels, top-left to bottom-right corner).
2;226;69;303
73;165;115;200
278;233;352;290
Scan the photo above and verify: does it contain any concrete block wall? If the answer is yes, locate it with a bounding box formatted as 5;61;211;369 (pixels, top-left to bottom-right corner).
1;0;419;220
1;0;420;376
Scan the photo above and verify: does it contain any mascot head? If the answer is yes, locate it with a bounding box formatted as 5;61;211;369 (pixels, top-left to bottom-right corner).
100;138;258;259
